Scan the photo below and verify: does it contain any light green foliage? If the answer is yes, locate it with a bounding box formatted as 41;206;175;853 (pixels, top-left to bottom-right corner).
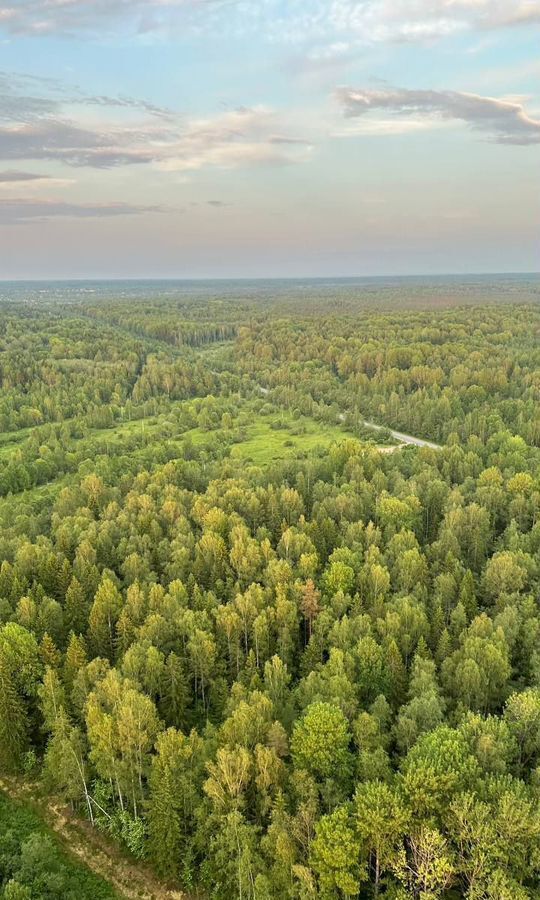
291;701;352;783
503;688;540;770
1;296;540;898
403;826;455;899
86;669;161;816
310;806;363;898
353;781;409;894
401;726;480;818
322;561;355;597
0;624;42;696
88;577;123;661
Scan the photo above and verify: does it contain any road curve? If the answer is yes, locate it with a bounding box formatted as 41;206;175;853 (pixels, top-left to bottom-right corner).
255;382;442;450
352;416;441;450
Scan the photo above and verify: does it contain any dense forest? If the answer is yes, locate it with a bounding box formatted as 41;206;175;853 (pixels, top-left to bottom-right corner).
1;288;540;899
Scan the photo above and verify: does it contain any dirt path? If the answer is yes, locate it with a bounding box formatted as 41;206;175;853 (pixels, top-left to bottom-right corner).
0;777;197;900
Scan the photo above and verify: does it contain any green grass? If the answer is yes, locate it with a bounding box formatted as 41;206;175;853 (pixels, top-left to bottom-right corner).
230;411;358;465
196;339;236;358
0;428;32;457
0;790;119;898
0;401;369;522
0;403;362;479
0;396;207;462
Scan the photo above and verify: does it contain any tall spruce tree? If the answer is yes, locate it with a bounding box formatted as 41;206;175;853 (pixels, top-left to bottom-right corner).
0;656;28;773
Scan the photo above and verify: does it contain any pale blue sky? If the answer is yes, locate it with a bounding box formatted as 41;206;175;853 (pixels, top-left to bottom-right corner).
0;0;538;278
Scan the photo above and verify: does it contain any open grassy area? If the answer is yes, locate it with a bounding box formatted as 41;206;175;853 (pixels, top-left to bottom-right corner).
229;410;359;465
0;427;33;457
0;392;218;456
0;399;360;475
88;406;361;468
0;399;382;524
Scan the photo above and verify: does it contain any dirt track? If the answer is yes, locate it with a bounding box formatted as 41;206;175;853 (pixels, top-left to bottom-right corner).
0;777;195;900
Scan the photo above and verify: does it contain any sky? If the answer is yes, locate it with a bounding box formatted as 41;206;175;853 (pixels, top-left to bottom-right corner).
0;0;538;279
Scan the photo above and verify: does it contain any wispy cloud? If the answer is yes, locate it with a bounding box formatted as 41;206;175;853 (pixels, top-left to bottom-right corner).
0;118;168;167
484;1;540;27
333;116;452;137
0;169;51;182
336;86;540;145
0;72;57;122
0;0;538;41
280;1;540;44
0;70;173;121
0;0;234;37
0;197;165;224
0;75;313;170
153;107;313;172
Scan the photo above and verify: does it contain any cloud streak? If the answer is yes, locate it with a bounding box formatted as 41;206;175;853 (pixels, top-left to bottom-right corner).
0;70;173;122
336;86;540;145
0;197;165;224
0;0;234;37
0;169;51;182
0;0;538;42
0;75;313;170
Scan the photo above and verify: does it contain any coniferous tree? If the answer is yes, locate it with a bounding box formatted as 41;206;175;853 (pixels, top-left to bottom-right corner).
0;656;28;772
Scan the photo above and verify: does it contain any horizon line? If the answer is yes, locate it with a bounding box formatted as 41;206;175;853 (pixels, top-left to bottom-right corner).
0;271;539;284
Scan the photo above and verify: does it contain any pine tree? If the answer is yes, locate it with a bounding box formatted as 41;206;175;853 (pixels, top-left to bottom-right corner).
40;632;61;669
429;598;445;651
459;570;478;620
88;577;123;661
147;727;203;880
39;666;67;732
63;633;88;696
386;638;407;708
64;577;89;636
0;656;28;772
147;748;183;879
300;579;321;643
436;628;452;667
160;652;188;728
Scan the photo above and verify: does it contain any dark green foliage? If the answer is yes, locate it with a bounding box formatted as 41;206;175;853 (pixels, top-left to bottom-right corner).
0;793;117;899
0;659;28;773
1;294;540;898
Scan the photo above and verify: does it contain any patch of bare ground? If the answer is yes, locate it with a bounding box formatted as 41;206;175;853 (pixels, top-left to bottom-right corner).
0;776;200;900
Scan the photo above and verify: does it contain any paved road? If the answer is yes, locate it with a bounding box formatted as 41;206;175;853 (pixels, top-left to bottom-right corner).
255;382;441;450
346;415;441;450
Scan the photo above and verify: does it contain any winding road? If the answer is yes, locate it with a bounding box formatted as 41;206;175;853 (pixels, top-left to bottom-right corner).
339;413;442;450
257;383;441;450
219;377;442;451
